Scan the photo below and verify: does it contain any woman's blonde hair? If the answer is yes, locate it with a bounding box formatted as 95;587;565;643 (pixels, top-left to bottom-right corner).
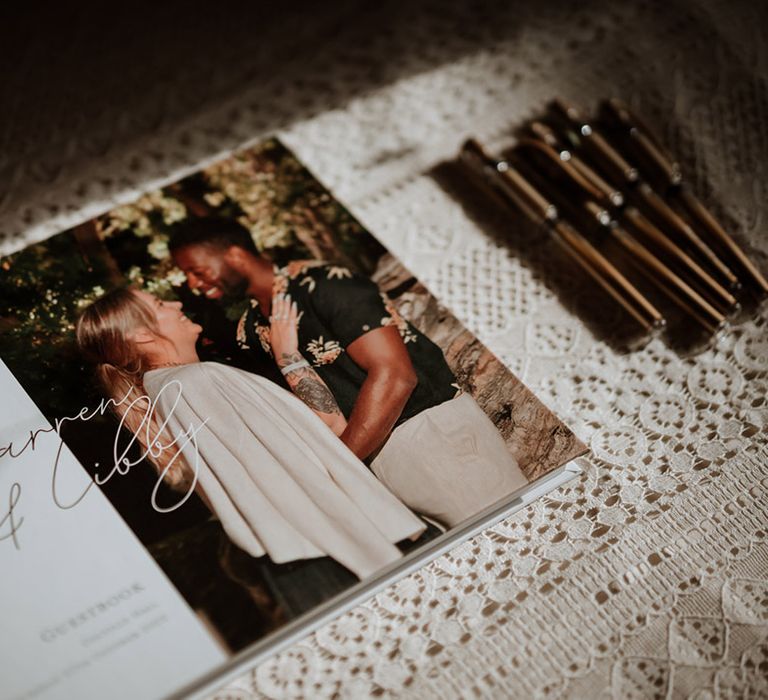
75;287;192;491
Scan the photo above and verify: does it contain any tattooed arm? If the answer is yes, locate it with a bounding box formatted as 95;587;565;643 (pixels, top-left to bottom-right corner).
277;351;348;435
269;294;347;436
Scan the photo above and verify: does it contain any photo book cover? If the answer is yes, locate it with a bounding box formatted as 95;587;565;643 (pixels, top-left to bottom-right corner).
0;138;586;700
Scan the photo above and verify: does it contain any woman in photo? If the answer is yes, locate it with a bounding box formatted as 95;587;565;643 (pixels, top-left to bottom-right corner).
75;287;426;581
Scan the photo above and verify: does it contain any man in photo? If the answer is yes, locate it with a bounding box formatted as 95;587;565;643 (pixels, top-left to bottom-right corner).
170;217;528;528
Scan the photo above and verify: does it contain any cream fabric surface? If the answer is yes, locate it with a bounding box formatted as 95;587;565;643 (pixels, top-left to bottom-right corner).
143;362;426;579
371;393;528;528
1;1;766;697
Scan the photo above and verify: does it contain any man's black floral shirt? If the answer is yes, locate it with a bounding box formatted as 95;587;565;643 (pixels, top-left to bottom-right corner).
237;261;458;426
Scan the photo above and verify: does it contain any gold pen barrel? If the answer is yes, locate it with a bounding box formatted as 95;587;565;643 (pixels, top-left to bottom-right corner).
527;120;624;206
548;99;638;185
528;121;560;148
584;130;639;185
574;202;725;334
554;220;663;332
517;138;606;203
461;138;555;223
677;189;768;296
497;164;559;223
621;207;740;316
599;99;683;187
611;226;726;334
633;184;740;290
568;157;625;207
631;129;683;187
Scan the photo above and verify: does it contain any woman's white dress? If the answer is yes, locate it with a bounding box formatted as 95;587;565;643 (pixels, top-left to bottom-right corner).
143;362;425;580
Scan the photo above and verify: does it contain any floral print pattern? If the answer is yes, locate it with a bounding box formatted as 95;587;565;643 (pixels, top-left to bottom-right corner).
236;261;458;426
256;325;273;355
306;336;344;366
380;294;418;344
236;313;251;350
326;266;353;280
285;259;325;279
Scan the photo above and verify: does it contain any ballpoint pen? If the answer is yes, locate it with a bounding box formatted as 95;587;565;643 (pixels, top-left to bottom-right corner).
546;99;741;292
619;206;738;315
515;138;739;321
599;98;768;297
460;138;665;338
512;146;726;335
527;120;624;207
547;98;639;186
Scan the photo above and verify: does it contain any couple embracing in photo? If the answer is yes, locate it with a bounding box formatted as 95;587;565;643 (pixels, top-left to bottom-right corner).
76;216;526;612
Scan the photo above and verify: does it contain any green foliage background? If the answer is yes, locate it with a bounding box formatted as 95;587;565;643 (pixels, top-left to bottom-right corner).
0;138;384;420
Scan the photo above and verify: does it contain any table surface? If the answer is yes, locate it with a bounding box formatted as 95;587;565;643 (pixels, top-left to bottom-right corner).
2;1;767;697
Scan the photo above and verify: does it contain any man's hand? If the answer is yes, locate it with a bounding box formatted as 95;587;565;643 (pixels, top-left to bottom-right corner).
340;325;417;460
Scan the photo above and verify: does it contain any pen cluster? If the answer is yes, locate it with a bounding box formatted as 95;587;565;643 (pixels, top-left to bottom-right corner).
460;99;768;353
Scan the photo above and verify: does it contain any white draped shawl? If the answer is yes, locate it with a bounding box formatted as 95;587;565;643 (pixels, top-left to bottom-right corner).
143;362;425;580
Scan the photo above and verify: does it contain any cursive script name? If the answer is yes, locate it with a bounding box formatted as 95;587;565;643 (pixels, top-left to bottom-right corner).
0;379;208;550
0;482;23;550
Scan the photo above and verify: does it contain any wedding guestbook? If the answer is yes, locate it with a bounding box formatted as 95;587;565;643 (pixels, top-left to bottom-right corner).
0;138;586;700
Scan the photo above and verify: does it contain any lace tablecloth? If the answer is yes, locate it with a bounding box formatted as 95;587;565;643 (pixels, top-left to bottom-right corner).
2;1;766;697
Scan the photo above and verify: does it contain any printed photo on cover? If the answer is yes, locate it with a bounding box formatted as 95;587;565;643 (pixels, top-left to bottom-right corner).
0;139;584;653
